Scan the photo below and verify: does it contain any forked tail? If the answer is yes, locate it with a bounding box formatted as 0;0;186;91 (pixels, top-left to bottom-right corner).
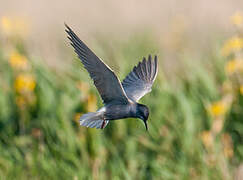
79;110;109;129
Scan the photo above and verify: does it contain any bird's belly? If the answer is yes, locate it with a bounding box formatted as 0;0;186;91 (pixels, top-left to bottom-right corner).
104;104;134;120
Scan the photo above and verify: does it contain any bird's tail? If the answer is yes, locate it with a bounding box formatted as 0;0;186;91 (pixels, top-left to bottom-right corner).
79;110;109;129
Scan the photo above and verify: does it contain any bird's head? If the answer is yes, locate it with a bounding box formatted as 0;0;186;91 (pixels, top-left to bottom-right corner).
136;104;149;131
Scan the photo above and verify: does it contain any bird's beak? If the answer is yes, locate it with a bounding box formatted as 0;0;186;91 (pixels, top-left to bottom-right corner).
143;120;148;131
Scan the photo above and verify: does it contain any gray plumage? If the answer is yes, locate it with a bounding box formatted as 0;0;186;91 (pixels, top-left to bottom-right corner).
122;55;158;102
65;24;158;130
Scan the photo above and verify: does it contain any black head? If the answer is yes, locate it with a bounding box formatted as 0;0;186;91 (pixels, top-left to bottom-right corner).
136;104;149;131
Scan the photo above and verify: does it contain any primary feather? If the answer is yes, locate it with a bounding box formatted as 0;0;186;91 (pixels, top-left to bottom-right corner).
122;55;158;102
65;24;128;105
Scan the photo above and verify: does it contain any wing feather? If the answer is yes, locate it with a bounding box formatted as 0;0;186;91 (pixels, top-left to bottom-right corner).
122;55;158;102
65;24;128;104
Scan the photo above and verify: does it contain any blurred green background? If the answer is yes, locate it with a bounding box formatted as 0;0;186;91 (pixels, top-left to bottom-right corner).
0;0;243;179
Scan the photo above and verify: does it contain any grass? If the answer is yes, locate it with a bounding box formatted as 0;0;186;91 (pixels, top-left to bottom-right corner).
0;25;242;180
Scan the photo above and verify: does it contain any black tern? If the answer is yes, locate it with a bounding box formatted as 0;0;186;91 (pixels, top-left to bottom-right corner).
65;24;158;130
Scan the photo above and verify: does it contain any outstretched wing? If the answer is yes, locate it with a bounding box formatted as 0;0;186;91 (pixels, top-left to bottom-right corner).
122;55;158;102
65;24;128;104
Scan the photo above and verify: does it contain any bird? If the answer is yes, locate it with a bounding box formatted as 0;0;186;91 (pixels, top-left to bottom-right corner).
65;24;158;130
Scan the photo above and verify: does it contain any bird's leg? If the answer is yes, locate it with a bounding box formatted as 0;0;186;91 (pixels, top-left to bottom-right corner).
101;120;106;129
101;114;106;129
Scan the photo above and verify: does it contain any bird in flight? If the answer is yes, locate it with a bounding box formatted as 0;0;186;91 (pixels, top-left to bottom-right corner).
65;24;158;130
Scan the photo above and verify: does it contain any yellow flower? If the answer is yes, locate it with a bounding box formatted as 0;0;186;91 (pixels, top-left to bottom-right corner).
225;59;243;74
240;85;243;95
86;94;97;112
222;37;243;56
1;16;29;36
1;16;12;34
14;74;36;93
231;12;243;26
201;131;213;149
74;113;82;123
9;52;29;70
208;101;227;117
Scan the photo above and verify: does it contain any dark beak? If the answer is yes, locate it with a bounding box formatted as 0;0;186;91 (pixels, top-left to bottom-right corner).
143;120;148;131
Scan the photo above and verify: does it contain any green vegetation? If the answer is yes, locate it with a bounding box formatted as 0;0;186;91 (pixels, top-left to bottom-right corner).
0;17;243;180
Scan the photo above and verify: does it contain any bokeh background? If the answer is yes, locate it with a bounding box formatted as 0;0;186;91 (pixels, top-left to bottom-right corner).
0;0;243;179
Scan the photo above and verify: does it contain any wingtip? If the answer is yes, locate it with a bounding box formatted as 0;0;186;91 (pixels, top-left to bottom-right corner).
64;23;73;34
64;22;70;29
142;57;146;64
154;55;157;61
154;55;158;66
148;54;152;61
153;55;158;79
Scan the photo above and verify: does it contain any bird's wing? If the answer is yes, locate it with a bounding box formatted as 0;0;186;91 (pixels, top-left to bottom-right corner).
122;55;158;102
65;24;128;104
